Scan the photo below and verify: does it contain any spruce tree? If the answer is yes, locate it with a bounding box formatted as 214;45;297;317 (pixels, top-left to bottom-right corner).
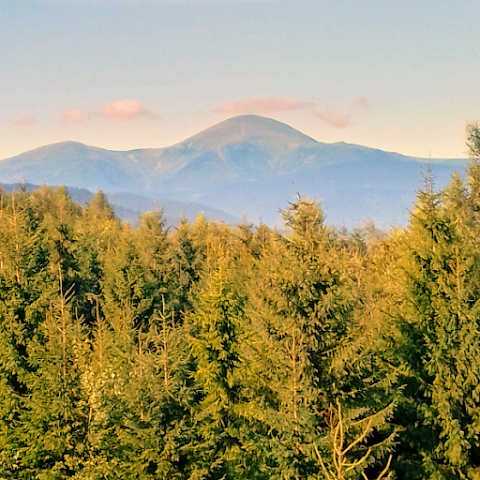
86;290;193;478
14;272;91;479
245;199;394;480
137;211;178;318
101;226;151;330
170;218;206;316
395;173;480;479
85;190;114;222
244;200;344;479
187;257;261;480
0;190;55;477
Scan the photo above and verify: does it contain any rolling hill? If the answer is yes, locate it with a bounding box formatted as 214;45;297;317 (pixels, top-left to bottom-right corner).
0;115;468;228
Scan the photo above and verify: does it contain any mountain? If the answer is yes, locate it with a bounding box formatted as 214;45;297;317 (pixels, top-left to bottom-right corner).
0;115;469;228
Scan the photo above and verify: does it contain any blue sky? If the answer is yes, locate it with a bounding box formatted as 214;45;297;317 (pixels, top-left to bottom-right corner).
1;0;479;158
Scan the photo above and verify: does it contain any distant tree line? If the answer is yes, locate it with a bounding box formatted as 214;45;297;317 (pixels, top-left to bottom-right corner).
2;127;480;479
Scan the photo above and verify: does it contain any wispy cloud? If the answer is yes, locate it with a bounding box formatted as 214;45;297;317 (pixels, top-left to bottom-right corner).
315;110;351;129
213;97;314;115
213;95;369;129
56;100;158;124
10;115;38;128
60;108;90;125
352;96;370;111
100;99;154;122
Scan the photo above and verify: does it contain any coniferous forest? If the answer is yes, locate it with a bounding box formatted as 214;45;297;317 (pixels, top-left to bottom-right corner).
3;128;480;480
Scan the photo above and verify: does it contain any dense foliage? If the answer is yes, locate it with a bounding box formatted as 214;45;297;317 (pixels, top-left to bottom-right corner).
2;130;480;479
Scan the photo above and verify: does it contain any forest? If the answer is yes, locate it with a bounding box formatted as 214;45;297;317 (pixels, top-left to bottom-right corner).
2;127;480;480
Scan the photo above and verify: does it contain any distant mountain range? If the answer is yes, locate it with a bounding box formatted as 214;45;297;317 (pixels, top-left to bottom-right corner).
0;115;469;228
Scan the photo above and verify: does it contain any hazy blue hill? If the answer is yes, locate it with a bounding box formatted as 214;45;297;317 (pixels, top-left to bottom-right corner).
0;115;469;228
0;142;154;193
104;191;240;226
0;183;240;227
194;156;465;228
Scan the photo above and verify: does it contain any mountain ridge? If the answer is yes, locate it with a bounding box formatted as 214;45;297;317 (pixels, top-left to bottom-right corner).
0;115;469;228
3;115;464;163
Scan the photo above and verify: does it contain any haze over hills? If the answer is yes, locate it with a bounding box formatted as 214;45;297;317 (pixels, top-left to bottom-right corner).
0;183;240;227
0;115;468;228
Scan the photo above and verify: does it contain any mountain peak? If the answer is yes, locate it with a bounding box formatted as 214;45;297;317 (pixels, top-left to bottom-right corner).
8;141;96;160
180;115;320;151
37;140;88;151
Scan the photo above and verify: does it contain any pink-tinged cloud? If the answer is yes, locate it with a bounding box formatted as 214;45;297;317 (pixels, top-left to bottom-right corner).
353;96;370;110
213;97;314;115
100;99;152;122
10;115;37;127
60;108;90;125
213;95;365;128
316;110;351;129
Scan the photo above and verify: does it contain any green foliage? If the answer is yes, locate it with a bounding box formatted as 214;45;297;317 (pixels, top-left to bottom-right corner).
394;173;480;479
170;217;207;316
243;199;395;480
187;263;259;480
85;190;114;221
15;281;90;479
2;149;480;480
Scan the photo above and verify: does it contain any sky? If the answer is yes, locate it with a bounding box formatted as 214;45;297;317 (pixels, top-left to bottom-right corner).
1;0;480;159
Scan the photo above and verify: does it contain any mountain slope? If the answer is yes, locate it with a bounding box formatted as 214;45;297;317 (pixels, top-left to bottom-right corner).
0;142;153;192
0;115;469;228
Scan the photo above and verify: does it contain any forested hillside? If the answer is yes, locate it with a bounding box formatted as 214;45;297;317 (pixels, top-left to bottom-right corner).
2;128;480;479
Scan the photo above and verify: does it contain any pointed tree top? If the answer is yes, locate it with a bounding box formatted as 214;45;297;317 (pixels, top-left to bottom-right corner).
282;198;325;237
466;123;480;160
85;190;114;220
